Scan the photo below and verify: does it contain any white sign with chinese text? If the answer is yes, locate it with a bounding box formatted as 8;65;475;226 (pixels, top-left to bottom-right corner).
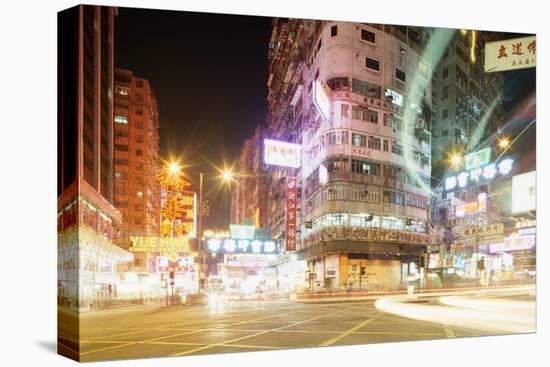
485;36;536;73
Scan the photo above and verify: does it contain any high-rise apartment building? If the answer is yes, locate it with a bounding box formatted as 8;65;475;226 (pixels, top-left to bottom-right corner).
113;69;161;270
266;20;433;290
57;5;132;311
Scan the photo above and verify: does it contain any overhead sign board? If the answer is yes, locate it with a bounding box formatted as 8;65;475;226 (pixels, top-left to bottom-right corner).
129;236;191;253
464;148;491;170
229;224;255;240
205;237;278;254
445;158;514;191
264;139;301;168
485;36;536;73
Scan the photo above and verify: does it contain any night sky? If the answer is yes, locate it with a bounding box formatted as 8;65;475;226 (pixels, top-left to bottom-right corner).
115;7;536;229
115;7;272;229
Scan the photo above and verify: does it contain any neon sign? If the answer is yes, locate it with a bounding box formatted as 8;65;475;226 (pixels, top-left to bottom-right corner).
264;139;301;168
205;237;278;254
445;158;514;191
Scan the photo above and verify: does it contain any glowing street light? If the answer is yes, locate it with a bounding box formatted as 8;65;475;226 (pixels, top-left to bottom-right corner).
449;153;463;169
169;162;180;175
498;137;510;149
222;169;233;182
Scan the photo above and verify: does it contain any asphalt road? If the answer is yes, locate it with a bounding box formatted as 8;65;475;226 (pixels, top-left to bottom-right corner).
58;287;535;362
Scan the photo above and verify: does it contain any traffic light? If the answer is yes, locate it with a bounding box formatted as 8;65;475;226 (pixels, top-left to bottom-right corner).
169;267;175;280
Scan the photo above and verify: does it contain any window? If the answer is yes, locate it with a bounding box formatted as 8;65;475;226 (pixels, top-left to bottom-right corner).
115;103;128;110
395;68;406;83
114;115;128;124
351;160;380;176
385;89;404;107
352;133;367;147
136;107;143;116
365;109;378;124
366;57;380;71
136;121;144;129
116;88;128;96
442;86;449;99
443;67;449;78
382;216;404;229
135;149;143;157
115;129;128;138
331;25;338;37
341;103;350;118
135;80;143;88
361;29;376;43
134;217;143;225
442;109;448;119
115;144;128;152
327;77;349;91
350;214;380;227
321;213;348;226
383;139;389;152
419;61;428;77
368;136;381;150
135;134;143;143
352;79;381;98
391;143;403;156
136;191;143;198
135;93;143;103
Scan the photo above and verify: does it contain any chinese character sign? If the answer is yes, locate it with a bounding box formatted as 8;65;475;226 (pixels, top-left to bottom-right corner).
485;36;536;72
160;189;197;238
286;177;297;251
205;237;278;254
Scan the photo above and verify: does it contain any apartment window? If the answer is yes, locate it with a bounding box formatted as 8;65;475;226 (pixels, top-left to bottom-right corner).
114;158;128;165
135;80;143;88
352;79;381;98
443;67;449;78
135;163;143;171
135;93;143;103
114;115;128;124
135;134;144;143
365;57;380;71
443;109;448;119
116;87;128;96
136;191;143;198
136;107;143;116
115;103;129;110
395;68;406;83
419;61;428;77
368;136;381;150
361;29;376;43
385;88;404;107
115;129;128;138
392;143;403;156
135;149;143;157
382;216;405;229
327;77;349;91
352;133;367;147
134;204;143;211
341;103;350;118
365;109;378;124
383;139;389;152
331;25;338;37
115;144;128;152
134;217;143;225
136;121;144;129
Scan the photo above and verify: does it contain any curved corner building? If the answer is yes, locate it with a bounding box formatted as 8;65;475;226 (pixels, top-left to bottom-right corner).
299;22;432;290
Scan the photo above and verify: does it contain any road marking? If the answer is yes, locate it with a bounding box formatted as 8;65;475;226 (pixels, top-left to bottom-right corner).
170;303;366;356
79;306;311;356
318;313;383;347
443;325;456;338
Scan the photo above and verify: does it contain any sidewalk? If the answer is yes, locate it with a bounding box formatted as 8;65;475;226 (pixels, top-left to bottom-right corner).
293;284;536;303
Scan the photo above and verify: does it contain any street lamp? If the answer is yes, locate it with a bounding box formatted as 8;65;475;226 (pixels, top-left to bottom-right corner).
449;153;463;170
169;162;180;175
222;169;233;182
498;137;510;149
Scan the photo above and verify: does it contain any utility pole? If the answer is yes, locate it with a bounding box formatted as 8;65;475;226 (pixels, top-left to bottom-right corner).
198;173;205;293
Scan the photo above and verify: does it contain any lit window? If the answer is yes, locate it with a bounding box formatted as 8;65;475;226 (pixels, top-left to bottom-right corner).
136;191;143;198
385;89;404;107
114;115;128;124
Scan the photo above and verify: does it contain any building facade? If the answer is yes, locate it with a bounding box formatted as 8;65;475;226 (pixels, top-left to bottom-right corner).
230;125;269;228
113;68;161;271
265;20;433;290
57;5;133;310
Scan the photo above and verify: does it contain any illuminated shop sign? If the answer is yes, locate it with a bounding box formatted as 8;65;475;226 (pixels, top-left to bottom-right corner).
313;79;332;120
490;235;535;253
156;256;193;273
455;223;504;239
455;193;487;218
445;158;514;191
226;254;277;267
229;224;255;240
286;177;298;251
264;139;301;168
485;36;536;73
512;171;536;214
464;148;491;170
129;236;190;253
205;237;278;254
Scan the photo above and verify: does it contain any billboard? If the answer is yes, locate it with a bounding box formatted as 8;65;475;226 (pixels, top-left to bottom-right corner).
160;190;197;238
512;171;536;214
485;36;536;73
264;139;301;168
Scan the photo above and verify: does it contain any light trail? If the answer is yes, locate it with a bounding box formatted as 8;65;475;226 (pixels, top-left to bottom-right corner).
374;287;535;334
